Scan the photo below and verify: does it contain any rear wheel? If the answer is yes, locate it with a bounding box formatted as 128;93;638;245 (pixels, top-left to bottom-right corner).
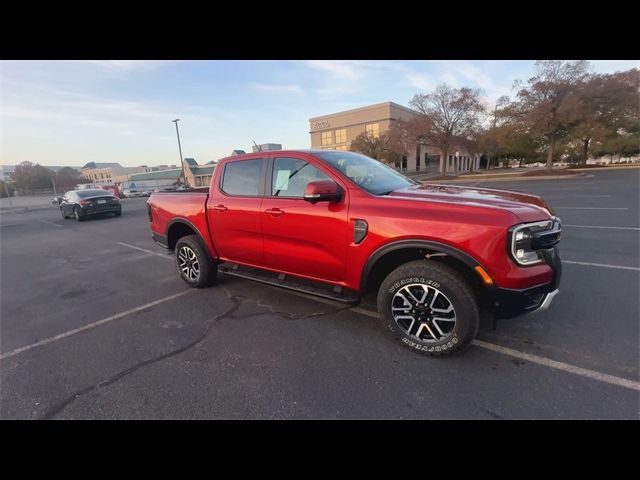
174;235;216;288
377;260;479;356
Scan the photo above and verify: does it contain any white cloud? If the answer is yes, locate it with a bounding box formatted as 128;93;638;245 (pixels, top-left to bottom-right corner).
248;82;303;94
85;60;171;72
453;62;496;91
589;60;639;74
304;60;362;80
406;73;436;91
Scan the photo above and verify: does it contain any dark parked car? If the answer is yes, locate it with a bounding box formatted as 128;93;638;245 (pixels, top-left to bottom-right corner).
53;189;121;221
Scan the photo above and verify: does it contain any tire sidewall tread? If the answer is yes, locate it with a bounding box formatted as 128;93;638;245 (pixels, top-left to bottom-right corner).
377;260;479;356
174;235;216;288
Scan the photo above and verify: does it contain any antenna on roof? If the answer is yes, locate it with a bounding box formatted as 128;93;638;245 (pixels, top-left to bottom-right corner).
253;140;262;152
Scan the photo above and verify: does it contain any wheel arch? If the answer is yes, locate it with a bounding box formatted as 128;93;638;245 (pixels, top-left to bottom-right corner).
361;240;492;307
166;218;209;252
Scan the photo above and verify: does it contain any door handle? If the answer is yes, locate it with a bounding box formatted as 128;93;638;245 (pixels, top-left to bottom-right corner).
265;208;284;217
212;204;228;212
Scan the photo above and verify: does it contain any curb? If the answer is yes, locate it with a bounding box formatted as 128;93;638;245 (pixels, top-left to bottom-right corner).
566;165;640;172
422;173;589;183
0;205;57;214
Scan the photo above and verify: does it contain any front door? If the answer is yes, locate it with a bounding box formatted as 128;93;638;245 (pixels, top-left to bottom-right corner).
206;157;266;266
261;155;349;283
61;192;75;216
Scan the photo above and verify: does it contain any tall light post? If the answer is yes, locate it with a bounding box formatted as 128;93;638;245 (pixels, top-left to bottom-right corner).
172;118;188;188
51;172;57;196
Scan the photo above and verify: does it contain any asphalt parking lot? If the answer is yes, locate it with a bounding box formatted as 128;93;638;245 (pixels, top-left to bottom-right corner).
1;168;638;419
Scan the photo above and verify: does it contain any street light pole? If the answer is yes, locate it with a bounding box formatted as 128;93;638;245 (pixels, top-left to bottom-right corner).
172;119;188;188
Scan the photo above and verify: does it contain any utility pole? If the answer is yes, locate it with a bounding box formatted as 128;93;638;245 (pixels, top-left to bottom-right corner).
172;119;188;188
51;173;57;196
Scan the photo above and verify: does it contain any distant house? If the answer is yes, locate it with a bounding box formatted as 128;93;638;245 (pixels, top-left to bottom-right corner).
81;162;149;186
231;150;246;156
252;143;282;152
125;169;184;190
0;165;16;182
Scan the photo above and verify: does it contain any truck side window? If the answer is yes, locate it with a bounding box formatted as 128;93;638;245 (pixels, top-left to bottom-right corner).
221;159;264;196
271;157;331;198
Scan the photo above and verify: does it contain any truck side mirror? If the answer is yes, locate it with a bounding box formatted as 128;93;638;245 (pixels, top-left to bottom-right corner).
303;180;342;204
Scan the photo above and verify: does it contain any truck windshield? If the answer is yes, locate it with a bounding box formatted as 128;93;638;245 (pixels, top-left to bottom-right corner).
314;151;418;195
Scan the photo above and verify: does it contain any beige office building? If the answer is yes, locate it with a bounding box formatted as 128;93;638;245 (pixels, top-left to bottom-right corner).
309;101;480;174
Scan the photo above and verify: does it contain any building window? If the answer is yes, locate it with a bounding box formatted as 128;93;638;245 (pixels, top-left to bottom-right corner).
335;128;346;144
321;131;332;146
336;145;348;151
365;123;379;138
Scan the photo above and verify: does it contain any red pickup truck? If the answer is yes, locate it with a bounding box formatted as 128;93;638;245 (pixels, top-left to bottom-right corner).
147;150;561;355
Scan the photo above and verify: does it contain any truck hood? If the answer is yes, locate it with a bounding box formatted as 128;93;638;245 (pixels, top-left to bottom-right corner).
387;183;553;222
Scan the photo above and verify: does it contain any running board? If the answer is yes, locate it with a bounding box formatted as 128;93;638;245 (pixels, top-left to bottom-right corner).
219;263;360;304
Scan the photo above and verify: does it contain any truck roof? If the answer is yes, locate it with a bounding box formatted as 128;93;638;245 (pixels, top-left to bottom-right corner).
217;149;335;163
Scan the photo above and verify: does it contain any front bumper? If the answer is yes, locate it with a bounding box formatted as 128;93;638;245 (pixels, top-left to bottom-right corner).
489;247;562;319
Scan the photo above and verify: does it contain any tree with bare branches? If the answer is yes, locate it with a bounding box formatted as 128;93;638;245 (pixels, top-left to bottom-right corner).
511;60;590;170
409;84;486;176
349;132;391;162
570;68;639;165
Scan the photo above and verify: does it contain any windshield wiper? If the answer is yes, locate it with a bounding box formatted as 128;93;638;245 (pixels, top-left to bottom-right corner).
377;190;395;196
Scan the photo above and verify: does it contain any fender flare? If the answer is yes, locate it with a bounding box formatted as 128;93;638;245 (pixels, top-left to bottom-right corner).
360;239;485;291
166;218;212;254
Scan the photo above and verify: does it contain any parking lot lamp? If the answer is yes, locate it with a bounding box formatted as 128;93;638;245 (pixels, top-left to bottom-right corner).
172;119;188;188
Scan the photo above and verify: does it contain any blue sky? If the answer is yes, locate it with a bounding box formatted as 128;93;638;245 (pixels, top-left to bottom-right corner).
1;60;638;167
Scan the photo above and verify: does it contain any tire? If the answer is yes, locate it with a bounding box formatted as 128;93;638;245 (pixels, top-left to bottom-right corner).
377;260;479;356
114;210;121;217
174;235;217;288
60;208;69;219
74;207;84;222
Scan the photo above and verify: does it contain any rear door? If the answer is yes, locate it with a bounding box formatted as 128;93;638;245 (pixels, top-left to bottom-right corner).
206;157;267;266
260;153;349;283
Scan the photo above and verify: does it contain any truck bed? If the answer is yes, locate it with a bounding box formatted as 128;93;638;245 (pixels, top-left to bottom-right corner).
148;189;214;253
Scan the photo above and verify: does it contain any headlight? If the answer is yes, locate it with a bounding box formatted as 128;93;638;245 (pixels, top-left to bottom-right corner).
509;218;561;266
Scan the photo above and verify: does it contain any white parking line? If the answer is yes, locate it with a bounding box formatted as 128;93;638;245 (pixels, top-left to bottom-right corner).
473;340;640;391
0;290;193;361
564;224;640;231
349;307;639;392
544;195;612;198
117;241;171;259
37;220;62;228
563;260;640;271
555;207;629;210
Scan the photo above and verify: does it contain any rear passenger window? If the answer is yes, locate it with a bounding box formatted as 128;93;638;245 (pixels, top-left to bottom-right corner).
221;159;264;196
271;157;331;198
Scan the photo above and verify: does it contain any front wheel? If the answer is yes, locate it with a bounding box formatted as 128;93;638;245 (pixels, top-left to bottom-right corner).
174;235;217;288
377;260;479;356
74;207;83;222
